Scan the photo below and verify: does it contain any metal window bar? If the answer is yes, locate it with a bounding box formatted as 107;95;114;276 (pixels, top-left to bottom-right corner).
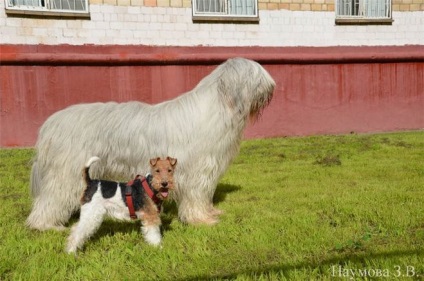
229;0;255;15
9;0;42;7
49;0;86;11
196;0;226;13
7;0;87;11
337;0;390;18
194;0;256;16
365;0;389;17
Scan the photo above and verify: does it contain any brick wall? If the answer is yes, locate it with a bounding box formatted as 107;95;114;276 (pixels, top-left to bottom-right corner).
258;0;335;11
392;0;424;11
86;0;424;11
1;0;423;46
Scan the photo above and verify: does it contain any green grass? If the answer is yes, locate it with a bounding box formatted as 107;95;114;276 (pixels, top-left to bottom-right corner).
0;132;423;280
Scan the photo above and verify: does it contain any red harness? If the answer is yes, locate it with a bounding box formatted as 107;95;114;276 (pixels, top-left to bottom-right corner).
125;175;161;219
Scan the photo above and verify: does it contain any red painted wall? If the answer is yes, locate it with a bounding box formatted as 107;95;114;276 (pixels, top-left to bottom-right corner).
1;45;423;147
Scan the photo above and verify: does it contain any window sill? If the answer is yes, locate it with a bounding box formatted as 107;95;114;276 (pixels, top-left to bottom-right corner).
335;18;393;25
5;7;90;18
192;15;259;23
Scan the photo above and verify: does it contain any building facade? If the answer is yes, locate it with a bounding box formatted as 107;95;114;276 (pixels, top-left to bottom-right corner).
1;0;424;45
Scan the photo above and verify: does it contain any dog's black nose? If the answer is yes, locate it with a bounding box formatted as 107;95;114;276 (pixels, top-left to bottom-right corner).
161;182;168;188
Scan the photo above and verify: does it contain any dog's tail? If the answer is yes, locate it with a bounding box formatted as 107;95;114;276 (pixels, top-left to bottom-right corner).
83;156;100;185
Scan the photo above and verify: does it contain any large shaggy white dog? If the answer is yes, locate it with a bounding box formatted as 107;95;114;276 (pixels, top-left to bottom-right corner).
27;58;275;230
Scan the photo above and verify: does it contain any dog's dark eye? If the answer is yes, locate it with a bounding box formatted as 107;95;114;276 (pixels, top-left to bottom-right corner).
168;169;173;173
155;169;160;173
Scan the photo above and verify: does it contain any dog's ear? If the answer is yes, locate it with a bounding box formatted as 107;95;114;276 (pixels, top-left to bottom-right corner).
167;157;177;167
150;157;160;166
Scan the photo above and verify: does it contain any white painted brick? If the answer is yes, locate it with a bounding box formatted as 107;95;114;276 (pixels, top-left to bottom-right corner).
222;31;234;39
110;21;124;29
95;21;110;29
150;14;158;22
63;29;77;37
1;26;17;37
114;5;129;14
138;14;149;22
128;6;141;14
210;24;224;32
170;14;178;23
67;20;83;29
6;18;22;27
116;13;125;21
134;30;147;38
20;18;37;27
90;12;104;21
32;27;49;37
91;30;107;38
25;37;40;44
100;4;116;13
154;7;167;15
148;22;162;31
89;4;101;12
124;14;138;22
0;7;423;47
233;31;246;39
125;22;141;30
208;31;221;38
161;23;174;30
173;23;187;31
140;6;153;14
17;27;33;36
82;21;97;29
120;29;134;38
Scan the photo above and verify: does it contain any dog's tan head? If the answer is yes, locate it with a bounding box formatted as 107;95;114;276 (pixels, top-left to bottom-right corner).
149;157;177;200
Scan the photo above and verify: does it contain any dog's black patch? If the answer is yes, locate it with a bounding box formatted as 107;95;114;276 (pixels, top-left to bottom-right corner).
81;180;120;204
82;177;152;212
100;181;121;198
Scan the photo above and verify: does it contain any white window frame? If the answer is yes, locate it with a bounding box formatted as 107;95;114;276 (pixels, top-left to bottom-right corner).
336;0;392;24
5;0;89;17
192;0;259;22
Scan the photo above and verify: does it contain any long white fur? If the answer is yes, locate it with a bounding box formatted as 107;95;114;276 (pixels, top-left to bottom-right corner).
27;57;275;230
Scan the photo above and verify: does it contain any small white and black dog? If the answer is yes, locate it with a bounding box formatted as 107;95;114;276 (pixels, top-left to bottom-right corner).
66;156;177;254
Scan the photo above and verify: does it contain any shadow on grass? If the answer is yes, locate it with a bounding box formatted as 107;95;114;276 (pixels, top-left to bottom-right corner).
178;249;424;280
213;183;242;204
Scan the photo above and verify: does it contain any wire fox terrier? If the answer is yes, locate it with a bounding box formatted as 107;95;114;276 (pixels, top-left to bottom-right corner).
66;156;177;254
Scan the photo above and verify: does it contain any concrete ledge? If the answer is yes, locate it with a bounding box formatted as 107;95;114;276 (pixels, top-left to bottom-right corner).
1;45;424;66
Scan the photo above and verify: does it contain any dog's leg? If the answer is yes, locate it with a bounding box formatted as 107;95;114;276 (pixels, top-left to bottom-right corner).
177;197;219;225
176;175;221;225
140;203;162;247
66;200;106;254
141;223;162;247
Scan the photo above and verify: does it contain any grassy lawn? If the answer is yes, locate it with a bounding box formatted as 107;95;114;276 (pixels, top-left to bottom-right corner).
0;132;423;280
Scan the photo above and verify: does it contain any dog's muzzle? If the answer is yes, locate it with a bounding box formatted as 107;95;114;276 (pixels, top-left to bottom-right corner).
159;187;169;198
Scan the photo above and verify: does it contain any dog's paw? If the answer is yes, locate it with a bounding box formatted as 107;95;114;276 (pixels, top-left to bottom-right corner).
142;225;162;246
66;244;77;255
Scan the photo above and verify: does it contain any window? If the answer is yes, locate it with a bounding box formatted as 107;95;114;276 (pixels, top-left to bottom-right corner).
192;0;259;22
5;0;89;17
336;0;392;24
